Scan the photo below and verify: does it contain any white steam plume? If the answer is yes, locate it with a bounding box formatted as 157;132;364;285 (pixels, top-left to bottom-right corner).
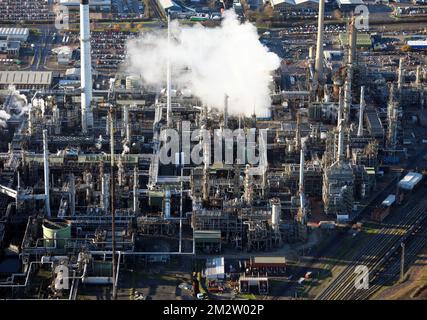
125;10;280;116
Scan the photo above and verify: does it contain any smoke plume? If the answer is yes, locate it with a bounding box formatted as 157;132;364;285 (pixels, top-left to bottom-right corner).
0;86;31;128
125;10;280;116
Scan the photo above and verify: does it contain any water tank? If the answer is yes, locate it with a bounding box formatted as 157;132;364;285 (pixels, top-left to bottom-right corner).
42;219;71;249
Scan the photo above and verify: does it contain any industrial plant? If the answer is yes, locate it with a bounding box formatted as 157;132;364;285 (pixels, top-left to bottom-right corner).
0;0;426;301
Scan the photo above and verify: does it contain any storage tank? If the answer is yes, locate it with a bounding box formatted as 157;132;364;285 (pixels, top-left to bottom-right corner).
42;219;71;249
270;198;281;231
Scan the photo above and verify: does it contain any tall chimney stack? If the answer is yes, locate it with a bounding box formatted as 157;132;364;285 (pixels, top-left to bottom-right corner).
166;14;172;127
415;65;421;86
223;94;229;128
357;86;365;137
314;0;325;90
343;68;352;124
397;57;404;92
337;119;344;162
348;16;357;67
43;130;51;217
80;0;93;134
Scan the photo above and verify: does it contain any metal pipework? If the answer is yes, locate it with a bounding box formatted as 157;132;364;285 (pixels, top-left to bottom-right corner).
43;129;51;217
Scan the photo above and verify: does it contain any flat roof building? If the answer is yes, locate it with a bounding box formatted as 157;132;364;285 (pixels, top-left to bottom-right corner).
0;71;53;90
0;28;29;42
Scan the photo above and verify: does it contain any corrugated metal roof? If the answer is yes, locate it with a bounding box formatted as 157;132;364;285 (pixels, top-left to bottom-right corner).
0;28;29;37
0;71;52;85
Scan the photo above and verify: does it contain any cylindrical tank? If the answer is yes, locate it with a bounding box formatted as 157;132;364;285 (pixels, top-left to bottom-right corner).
270;199;281;231
42;219;71;249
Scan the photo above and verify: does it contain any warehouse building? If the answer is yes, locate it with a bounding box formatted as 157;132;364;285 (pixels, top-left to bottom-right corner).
59;0;112;12
336;0;364;11
267;0;320;10
0;28;29;42
0;71;53;90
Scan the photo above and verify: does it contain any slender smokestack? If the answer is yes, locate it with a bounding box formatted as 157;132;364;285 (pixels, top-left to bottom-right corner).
309;46;314;60
357;86;365;137
337;119;344;162
314;0;325;89
80;0;93;134
299;145;304;194
398;57;404;91
299;144;305;210
343;70;352;124
224;94;229;128
416;66;421;86
338;86;343;125
348;16;357;67
166;14;172;127
387;84;397;148
133;167;139;214
69;174;76;215
101;173;110;213
295;112;301;150
43;130;51;217
123;105;130;142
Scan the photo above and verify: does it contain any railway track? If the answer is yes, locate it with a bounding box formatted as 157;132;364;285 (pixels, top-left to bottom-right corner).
316;195;427;300
353;220;427;300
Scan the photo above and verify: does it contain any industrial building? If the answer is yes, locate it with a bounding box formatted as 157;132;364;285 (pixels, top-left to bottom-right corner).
0;0;426;301
0;71;53;90
0;28;29;42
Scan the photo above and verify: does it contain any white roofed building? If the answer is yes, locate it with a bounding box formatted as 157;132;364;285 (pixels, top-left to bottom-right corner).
336;0;364;11
0;28;29;42
204;257;225;280
266;0;319;12
0;71;53;90
59;0;111;11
